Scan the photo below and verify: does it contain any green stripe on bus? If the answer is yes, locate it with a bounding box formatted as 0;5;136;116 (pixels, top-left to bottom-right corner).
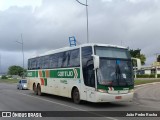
36;71;38;77
42;71;45;77
27;68;80;79
27;71;36;77
50;68;80;78
44;78;47;86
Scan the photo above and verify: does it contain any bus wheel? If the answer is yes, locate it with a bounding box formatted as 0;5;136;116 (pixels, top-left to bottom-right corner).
37;84;42;96
33;83;37;95
72;88;81;104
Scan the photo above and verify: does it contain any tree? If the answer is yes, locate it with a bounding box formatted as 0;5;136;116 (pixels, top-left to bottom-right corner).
8;65;25;77
130;49;146;65
157;55;160;62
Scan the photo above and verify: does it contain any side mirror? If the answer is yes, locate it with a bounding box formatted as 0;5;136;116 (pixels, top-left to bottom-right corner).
92;55;100;70
131;58;141;70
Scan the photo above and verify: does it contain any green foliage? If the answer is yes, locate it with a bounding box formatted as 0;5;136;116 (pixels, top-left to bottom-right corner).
136;74;155;78
8;65;24;77
157;55;160;62
157;74;160;78
1;75;8;79
130;49;146;65
135;79;160;85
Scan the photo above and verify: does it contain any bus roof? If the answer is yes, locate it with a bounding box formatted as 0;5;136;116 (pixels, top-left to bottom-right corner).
29;43;128;59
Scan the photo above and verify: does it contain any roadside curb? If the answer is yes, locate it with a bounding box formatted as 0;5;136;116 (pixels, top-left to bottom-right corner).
135;82;160;88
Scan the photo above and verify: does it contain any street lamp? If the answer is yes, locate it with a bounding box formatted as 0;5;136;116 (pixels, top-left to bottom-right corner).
16;34;24;78
76;0;89;43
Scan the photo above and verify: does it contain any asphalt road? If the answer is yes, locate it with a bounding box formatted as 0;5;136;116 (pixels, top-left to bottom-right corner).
0;83;160;120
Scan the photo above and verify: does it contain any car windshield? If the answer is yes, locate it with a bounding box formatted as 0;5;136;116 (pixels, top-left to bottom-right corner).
21;80;27;83
95;46;133;86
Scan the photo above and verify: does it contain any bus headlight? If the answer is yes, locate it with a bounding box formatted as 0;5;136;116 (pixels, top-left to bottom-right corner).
98;89;107;93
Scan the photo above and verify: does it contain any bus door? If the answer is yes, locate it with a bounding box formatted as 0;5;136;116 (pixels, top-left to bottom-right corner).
85;63;96;102
82;47;96;102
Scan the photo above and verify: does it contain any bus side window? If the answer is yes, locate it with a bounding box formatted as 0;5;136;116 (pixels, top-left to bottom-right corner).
49;54;58;69
37;57;41;69
57;52;63;68
31;58;37;70
28;59;31;70
44;56;49;69
62;51;69;68
82;47;95;88
69;49;80;67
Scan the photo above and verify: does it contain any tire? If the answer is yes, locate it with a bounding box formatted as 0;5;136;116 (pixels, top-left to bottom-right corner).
37;84;42;96
72;88;81;104
21;85;23;90
33;84;37;95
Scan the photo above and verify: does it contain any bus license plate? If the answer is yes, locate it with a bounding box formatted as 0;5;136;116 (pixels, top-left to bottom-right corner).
115;96;122;99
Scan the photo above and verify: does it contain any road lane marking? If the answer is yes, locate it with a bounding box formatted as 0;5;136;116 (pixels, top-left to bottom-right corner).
4;90;118;120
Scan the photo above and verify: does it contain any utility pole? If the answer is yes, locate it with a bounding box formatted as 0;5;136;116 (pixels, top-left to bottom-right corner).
76;0;89;43
16;33;25;78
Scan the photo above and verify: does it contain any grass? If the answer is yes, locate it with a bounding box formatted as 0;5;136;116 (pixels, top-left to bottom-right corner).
0;79;19;84
134;79;160;85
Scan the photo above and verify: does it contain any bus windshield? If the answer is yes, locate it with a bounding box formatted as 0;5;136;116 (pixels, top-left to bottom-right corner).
95;46;133;86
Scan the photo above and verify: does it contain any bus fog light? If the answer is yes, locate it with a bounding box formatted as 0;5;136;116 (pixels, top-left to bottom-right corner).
98;89;107;93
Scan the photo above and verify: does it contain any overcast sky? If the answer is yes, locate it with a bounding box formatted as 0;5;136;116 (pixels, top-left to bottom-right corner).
0;0;160;72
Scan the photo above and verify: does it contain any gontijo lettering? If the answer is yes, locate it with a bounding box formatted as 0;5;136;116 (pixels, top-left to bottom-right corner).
57;71;73;77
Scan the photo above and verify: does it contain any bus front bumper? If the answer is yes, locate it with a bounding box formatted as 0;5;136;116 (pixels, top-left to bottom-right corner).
95;92;134;102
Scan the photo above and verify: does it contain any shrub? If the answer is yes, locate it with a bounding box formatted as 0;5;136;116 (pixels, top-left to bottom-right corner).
1;75;8;79
136;74;155;78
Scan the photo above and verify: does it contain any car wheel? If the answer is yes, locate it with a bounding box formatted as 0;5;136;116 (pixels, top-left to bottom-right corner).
72;88;81;104
21;85;23;90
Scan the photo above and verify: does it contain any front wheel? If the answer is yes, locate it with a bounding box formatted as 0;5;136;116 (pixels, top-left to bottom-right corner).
72;88;81;104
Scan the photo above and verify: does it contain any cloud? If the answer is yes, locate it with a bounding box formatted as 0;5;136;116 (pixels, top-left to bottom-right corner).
0;0;160;71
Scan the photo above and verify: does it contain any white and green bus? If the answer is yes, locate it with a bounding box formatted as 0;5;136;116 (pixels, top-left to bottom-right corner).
27;43;140;103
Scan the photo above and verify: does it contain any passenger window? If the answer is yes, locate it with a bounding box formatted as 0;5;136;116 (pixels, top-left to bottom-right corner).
28;59;31;70
43;56;49;69
57;52;64;68
69;49;80;67
49;54;58;69
82;47;95;87
31;58;37;70
62;51;69;68
37;57;42;69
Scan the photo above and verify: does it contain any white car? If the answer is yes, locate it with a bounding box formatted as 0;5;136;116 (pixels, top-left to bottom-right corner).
17;79;28;90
